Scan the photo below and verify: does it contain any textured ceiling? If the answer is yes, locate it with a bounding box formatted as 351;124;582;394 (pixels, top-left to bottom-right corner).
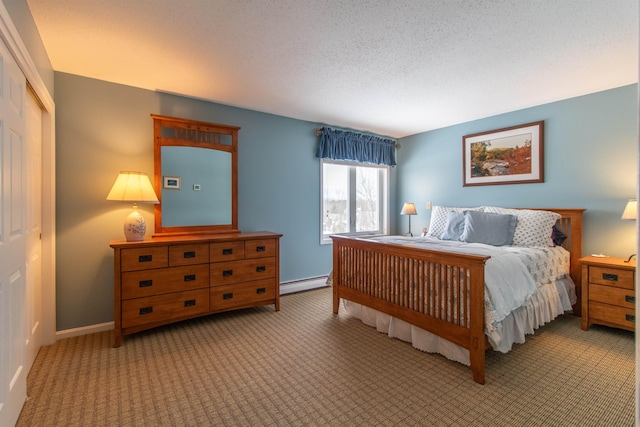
26;0;638;138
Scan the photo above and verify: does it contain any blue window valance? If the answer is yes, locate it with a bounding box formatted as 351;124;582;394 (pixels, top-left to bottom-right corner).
315;127;396;167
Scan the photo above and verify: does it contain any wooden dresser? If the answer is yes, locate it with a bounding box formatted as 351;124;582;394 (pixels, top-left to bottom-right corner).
111;231;281;347
580;256;636;332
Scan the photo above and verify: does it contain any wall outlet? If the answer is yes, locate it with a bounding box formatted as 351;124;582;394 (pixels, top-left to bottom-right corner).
193;184;201;191
426;201;432;210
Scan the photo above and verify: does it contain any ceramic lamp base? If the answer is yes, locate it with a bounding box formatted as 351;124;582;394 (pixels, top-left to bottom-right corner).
124;209;146;242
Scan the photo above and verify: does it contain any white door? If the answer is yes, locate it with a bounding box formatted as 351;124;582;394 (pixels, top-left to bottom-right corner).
0;36;28;427
24;88;43;371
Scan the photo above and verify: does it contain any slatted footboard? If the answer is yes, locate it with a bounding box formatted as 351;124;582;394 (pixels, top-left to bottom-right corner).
331;235;491;384
331;208;584;385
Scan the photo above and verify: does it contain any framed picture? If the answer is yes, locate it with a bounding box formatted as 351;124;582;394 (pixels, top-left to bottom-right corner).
462;121;544;187
163;176;181;190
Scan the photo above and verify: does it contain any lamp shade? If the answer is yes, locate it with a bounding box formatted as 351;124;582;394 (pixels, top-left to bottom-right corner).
400;202;417;215
621;199;637;220
106;171;159;203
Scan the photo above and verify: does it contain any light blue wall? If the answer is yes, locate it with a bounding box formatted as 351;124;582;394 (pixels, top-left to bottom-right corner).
396;84;639;258
55;72;336;330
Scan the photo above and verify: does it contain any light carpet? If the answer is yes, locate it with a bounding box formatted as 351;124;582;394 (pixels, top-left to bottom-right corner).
17;287;635;426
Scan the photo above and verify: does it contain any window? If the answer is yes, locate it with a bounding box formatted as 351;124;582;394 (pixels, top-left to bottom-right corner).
320;159;388;244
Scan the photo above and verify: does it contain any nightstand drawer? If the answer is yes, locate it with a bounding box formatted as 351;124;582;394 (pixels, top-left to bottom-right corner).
589;283;635;308
589;301;635;330
590;266;634;289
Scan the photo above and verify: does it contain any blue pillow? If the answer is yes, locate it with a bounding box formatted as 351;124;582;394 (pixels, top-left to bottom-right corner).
440;211;466;241
460;210;517;246
551;225;567;246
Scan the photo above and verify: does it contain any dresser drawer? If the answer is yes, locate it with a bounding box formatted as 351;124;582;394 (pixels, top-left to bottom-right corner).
210;258;276;285
210;241;245;262
122;264;210;300
245;239;277;259
210;279;276;310
589;283;635;308
589;301;635;330
590;266;634;289
121;288;209;328
121;246;168;271
169;243;209;266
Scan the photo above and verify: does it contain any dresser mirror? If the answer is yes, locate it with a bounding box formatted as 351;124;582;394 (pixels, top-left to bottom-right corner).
152;114;239;235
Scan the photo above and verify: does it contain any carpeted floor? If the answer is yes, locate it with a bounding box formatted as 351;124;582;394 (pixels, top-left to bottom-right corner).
17;287;635;426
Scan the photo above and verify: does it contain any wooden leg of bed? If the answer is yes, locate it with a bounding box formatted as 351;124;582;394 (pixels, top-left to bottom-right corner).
333;285;340;314
470;338;486;385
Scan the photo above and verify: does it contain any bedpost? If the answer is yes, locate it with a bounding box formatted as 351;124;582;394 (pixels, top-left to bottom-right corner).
331;236;340;314
469;257;487;385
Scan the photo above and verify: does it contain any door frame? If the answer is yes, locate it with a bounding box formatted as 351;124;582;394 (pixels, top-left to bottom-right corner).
0;4;56;345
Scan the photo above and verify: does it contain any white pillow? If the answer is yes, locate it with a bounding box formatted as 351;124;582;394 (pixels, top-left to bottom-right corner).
482;207;560;247
427;206;483;238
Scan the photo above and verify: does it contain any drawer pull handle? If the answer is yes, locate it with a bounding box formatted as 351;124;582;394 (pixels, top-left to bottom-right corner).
184;274;196;282
223;270;233;277
626;314;635;322
184;299;196;307
256;287;266;294
139;280;153;288
139;306;153;315
222;248;233;255
138;255;153;263
256;266;266;273
625;295;635;303
256;245;266;252
183;251;196;258
223;292;234;300
602;273;618;281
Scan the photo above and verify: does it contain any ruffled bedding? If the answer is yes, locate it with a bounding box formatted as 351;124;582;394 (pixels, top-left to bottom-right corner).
341;238;576;365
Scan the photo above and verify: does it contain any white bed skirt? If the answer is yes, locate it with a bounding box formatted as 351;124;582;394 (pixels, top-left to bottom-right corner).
343;276;577;366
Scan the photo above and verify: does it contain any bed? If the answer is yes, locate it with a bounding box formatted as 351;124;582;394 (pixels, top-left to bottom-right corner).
331;207;584;384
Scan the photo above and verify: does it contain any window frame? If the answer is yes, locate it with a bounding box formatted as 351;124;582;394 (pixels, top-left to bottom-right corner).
320;159;389;245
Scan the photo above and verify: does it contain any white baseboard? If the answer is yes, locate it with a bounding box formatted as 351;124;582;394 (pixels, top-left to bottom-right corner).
55;277;328;340
56;321;114;341
280;276;329;295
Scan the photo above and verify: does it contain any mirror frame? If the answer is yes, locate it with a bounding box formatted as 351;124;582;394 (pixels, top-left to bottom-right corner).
152;114;239;236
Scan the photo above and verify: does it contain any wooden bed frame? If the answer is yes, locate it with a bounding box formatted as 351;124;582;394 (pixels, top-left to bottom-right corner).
331;208;584;384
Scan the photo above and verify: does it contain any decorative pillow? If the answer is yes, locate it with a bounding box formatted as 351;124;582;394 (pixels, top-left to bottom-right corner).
440;211;466;241
460;210;517;246
427;206;483;238
551;225;567;246
482;207;560;247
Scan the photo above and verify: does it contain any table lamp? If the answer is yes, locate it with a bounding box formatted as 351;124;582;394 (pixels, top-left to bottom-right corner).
106;171;159;241
621;199;637;262
400;202;417;236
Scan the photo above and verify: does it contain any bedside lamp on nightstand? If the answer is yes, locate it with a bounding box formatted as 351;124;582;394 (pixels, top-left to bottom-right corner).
621;199;637;263
401;202;417;236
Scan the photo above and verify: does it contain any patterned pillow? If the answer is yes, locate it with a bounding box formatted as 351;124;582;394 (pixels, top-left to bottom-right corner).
427;206;483;238
482;207;560;247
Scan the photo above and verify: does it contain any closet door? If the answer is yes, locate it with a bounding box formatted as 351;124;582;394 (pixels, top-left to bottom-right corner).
0;35;28;427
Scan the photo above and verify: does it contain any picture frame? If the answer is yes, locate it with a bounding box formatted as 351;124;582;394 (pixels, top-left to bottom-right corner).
163;176;181;190
462;121;544;187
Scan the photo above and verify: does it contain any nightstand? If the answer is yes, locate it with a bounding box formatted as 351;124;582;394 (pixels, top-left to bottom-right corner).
580;256;636;332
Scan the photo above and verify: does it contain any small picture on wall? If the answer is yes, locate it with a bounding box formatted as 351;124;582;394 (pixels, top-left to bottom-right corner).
163;176;181;190
462;121;544;187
